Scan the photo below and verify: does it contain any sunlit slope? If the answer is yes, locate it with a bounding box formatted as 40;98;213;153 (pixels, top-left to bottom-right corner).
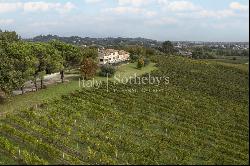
0;56;248;165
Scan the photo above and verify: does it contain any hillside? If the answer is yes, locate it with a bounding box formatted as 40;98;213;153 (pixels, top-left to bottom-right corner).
0;56;249;165
26;35;161;47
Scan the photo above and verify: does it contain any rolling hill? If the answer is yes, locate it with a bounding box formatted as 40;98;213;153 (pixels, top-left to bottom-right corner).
0;56;248;165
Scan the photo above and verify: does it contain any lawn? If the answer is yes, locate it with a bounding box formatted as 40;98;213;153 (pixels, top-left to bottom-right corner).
95;62;157;81
0;62;157;117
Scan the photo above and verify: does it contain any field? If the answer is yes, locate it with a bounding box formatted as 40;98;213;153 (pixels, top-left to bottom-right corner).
205;56;249;73
0;56;249;164
211;56;249;64
0;62;157;116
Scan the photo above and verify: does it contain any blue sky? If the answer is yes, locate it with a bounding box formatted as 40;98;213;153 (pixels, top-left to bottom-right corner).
0;0;249;41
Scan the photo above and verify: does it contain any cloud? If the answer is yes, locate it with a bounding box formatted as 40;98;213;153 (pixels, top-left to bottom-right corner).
0;2;22;13
167;1;201;11
158;0;201;11
197;9;236;19
160;0;248;20
23;2;75;13
23;2;57;12
103;6;144;14
230;2;249;11
85;0;103;4
30;21;62;27
117;0;152;6
145;17;178;26
0;0;248;41
103;6;157;18
0;19;14;25
145;11;157;17
0;1;75;13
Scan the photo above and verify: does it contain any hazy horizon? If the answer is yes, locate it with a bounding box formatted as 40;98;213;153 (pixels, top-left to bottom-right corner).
0;0;249;42
18;33;248;43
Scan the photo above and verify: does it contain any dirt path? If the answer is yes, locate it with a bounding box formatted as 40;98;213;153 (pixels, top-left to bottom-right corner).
12;73;76;95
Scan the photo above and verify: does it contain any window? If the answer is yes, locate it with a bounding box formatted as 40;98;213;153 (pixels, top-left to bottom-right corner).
100;59;103;62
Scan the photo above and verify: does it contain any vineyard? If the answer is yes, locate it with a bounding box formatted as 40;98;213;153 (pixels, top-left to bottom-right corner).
0;56;249;165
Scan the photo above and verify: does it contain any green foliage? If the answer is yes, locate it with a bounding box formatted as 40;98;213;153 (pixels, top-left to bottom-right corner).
0;41;38;93
0;32;87;94
0;31;248;165
43;43;64;73
0;62;157;113
125;46;145;56
0;56;248;165
50;40;83;69
124;46;156;58
136;57;150;69
0;52;20;93
143;58;150;66
0;136;48;165
192;48;215;59
99;65;116;77
81;47;98;59
191;47;249;59
145;48;155;56
161;41;176;55
0;30;20;44
130;54;140;63
137;58;144;69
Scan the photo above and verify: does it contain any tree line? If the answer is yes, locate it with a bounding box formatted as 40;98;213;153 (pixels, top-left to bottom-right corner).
0;31;97;95
191;47;249;59
0;30;177;97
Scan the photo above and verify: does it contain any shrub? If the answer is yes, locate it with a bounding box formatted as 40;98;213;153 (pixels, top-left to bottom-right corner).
130;54;139;63
0;90;6;104
99;65;116;77
137;58;144;69
80;58;98;80
144;58;150;66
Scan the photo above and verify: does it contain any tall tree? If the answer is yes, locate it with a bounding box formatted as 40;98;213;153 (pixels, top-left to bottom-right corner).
50;40;82;83
81;47;98;59
80;58;98;80
0;51;20;94
0;30;20;45
6;42;38;94
162;41;176;55
32;42;64;89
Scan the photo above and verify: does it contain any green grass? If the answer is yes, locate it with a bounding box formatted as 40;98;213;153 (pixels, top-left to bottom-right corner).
0;81;79;116
115;62;157;78
0;62;157;116
95;62;157;81
0;56;248;164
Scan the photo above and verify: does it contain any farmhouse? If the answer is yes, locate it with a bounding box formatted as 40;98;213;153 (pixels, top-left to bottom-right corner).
98;49;130;65
178;50;193;58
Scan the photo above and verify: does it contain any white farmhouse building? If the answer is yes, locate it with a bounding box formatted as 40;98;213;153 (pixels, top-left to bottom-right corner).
98;49;130;65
